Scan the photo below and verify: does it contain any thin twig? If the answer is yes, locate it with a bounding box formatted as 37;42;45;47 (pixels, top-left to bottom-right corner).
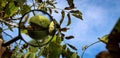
0;18;18;27
32;0;36;9
3;31;13;38
81;41;100;58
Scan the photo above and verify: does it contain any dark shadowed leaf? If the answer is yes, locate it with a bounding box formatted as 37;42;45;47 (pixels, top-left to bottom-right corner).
54;10;58;13
64;0;75;10
72;13;83;20
65;36;74;39
70;10;82;15
0;28;2;33
61;33;65;41
60;27;69;32
67;43;77;50
62;44;67;49
0;28;2;38
106;18;120;56
67;13;71;26
47;1;56;8
61;49;67;58
77;55;80;58
70;10;83;20
67;0;74;6
67;48;71;53
60;10;65;25
35;0;42;3
64;7;74;10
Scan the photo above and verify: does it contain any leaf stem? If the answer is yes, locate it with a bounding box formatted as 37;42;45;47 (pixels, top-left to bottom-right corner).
81;41;100;58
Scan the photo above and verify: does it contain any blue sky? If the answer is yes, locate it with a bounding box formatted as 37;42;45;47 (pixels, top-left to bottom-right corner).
55;0;120;58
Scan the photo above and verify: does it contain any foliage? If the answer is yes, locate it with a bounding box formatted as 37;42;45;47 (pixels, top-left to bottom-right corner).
0;0;82;58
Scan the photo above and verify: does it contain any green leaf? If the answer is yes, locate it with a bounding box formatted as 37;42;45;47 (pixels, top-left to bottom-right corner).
16;53;23;58
49;21;55;33
51;35;57;42
60;10;65;25
47;38;62;58
48;43;62;58
29;53;36;58
38;47;44;57
14;45;19;52
11;54;16;58
99;34;109;44
21;29;28;34
24;52;36;58
24;52;31;58
4;2;18;18
67;43;77;50
70;10;83;20
67;13;71;26
38;46;48;57
72;13;83;20
0;1;6;7
70;52;77;58
41;7;47;12
20;5;30;15
50;35;62;44
29;46;38;53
